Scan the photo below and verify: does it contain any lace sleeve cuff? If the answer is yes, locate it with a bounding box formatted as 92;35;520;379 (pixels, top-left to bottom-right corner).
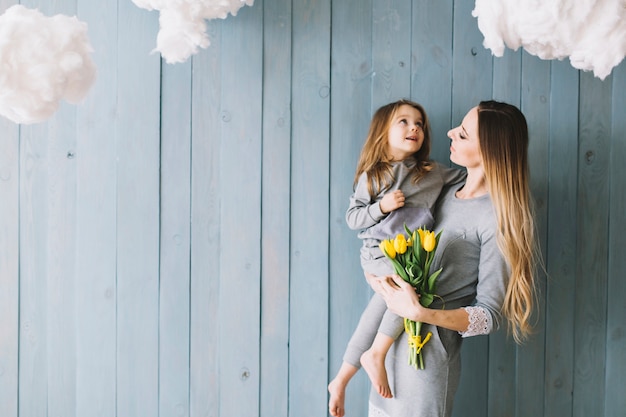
459;306;493;337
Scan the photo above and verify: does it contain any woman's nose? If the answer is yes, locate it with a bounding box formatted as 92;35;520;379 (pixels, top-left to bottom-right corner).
447;129;454;139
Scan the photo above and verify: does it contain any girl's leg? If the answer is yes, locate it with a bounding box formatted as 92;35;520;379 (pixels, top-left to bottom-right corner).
328;293;388;416
328;362;357;417
341;293;387;366
360;309;405;399
360;332;394;398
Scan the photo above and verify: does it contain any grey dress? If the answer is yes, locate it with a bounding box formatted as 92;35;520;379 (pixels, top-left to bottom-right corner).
369;184;509;417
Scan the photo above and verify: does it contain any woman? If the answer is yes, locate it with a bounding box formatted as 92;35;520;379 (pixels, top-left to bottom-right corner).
339;100;538;417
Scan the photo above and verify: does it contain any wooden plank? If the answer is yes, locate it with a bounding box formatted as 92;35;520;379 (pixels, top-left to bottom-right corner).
16;3;56;411
412;0;453;163
74;0;118;415
0;121;18;417
543;60;579;417
17;102;49;417
0;2;20;408
0;6;20;417
605;60;626;417
328;0;373;414
487;47;522;417
573;71;612;417
45;102;79;417
372;0;410;109
260;0;292;415
217;2;263;416
450;2;493;416
450;0;492;121
159;60;192;417
492;49;522;104
517;50;550;417
289;0;331;415
33;1;81;415
189;18;222;417
115;1;161;416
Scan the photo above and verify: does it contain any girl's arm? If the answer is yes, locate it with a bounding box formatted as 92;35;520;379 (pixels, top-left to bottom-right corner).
347;173;406;230
346;172;385;230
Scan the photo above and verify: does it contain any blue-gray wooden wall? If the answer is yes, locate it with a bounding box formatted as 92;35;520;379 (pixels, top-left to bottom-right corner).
0;0;624;416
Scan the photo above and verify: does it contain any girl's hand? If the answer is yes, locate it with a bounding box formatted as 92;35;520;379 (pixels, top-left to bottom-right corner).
379;190;405;214
364;272;387;293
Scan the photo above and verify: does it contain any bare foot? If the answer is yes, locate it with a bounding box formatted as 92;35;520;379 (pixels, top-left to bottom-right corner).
361;349;392;398
328;378;346;417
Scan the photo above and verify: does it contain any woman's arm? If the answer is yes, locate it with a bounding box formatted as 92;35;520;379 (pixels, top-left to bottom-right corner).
374;274;470;333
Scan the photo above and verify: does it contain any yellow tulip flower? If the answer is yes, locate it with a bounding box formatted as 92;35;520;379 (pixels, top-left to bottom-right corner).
379;239;396;259
417;228;425;246
422;230;436;252
394;234;408;255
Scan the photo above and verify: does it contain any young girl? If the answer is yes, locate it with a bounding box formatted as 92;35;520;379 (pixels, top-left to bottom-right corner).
328;99;464;417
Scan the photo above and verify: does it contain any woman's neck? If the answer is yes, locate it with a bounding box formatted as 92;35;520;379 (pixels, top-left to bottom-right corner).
456;169;488;199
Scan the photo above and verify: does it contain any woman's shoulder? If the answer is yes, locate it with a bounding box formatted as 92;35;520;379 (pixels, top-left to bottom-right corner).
427;161;466;182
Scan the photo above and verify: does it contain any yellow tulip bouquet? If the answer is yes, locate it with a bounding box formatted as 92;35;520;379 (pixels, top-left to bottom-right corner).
379;225;443;370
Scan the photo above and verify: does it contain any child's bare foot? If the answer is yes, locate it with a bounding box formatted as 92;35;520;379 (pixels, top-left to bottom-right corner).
361;348;392;398
328;378;346;417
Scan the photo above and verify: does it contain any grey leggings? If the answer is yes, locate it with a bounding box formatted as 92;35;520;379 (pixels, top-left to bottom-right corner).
342;292;405;368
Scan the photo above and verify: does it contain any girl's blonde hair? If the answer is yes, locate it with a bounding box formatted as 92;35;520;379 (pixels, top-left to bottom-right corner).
354;99;432;198
477;100;539;343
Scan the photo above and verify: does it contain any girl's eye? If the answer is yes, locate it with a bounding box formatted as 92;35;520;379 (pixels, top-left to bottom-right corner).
399;119;408;125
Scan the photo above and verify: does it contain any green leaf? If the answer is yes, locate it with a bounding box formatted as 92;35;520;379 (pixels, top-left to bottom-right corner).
410;268;423;287
427;268;443;292
434;230;443;249
414;236;424;263
420;292;434;307
389;257;409;281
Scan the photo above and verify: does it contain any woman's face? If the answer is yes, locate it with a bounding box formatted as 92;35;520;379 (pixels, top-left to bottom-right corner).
447;107;482;169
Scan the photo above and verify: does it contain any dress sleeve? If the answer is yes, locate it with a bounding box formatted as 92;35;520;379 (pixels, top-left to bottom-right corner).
437;163;467;186
463;224;509;336
345;172;385;230
459;306;492;337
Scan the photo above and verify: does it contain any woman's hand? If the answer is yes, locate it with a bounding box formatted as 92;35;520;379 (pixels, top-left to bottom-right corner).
377;275;471;332
375;274;426;322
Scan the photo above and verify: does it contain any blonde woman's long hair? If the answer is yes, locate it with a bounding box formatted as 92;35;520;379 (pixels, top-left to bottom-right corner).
477;100;538;343
354;99;432;198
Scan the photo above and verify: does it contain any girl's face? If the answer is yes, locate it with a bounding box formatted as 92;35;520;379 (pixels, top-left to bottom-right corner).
447;107;483;169
386;104;425;161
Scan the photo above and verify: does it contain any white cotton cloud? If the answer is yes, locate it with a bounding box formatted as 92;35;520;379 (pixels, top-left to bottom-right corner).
132;0;255;64
472;0;626;80
0;5;96;124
